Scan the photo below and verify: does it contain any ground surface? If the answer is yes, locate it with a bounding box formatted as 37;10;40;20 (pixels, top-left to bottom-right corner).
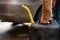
0;33;29;40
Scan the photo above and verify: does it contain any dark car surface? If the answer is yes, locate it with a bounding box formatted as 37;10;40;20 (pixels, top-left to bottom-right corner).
0;0;42;23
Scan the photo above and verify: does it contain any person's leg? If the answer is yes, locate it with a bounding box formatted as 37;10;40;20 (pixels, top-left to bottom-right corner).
55;0;60;25
40;0;52;24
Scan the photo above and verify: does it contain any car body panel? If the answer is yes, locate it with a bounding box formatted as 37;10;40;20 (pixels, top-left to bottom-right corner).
0;0;42;23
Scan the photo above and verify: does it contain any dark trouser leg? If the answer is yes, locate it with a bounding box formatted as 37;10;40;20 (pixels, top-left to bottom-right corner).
55;0;60;25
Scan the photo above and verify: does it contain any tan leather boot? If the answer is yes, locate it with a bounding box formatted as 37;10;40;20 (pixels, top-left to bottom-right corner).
40;0;52;24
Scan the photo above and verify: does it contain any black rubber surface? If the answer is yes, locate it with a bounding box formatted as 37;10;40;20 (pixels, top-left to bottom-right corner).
30;20;60;40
